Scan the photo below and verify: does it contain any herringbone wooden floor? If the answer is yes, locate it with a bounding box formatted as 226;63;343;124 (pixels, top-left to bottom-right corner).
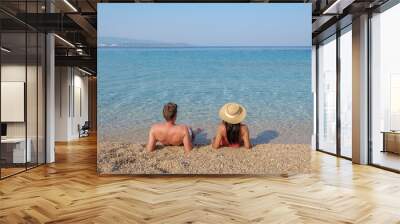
1;135;400;224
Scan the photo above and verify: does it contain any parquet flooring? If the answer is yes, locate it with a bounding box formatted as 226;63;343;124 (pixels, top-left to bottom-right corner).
1;135;400;223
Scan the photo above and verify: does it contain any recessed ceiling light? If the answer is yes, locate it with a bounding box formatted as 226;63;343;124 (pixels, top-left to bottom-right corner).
78;67;93;76
323;0;354;15
1;47;11;53
63;0;78;12
54;34;75;48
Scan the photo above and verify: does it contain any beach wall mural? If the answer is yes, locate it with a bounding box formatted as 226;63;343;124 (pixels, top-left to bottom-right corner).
97;3;312;175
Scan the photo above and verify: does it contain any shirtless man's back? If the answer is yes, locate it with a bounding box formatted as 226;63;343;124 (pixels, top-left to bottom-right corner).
146;103;193;153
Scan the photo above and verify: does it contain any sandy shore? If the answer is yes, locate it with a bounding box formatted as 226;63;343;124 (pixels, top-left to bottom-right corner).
98;143;311;175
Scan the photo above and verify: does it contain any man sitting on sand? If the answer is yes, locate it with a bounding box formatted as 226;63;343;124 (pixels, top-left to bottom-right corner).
147;102;200;153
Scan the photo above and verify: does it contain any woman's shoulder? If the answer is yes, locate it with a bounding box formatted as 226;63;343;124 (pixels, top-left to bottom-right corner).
240;123;249;132
218;122;226;131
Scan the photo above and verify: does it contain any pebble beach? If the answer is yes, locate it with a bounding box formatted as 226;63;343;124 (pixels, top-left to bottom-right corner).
98;143;311;175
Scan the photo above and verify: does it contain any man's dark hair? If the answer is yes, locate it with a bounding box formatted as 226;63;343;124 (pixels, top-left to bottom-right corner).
163;102;178;121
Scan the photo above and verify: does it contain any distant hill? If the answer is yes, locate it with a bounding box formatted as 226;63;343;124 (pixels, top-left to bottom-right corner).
98;37;193;48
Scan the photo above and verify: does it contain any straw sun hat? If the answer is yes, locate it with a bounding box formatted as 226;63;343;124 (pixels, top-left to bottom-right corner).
219;102;247;124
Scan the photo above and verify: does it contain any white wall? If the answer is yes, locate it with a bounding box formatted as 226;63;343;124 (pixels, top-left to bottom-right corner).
1;63;46;164
1;65;27;139
55;67;89;141
74;73;89;137
1;65;40;137
55;66;70;141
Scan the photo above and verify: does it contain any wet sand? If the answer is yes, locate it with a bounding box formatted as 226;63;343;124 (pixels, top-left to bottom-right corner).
98;143;311;175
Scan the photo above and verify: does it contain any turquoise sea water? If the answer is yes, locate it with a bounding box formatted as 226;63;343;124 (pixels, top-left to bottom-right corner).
98;47;312;144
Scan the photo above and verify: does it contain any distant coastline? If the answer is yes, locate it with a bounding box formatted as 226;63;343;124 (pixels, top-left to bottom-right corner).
98;36;310;49
98;45;311;49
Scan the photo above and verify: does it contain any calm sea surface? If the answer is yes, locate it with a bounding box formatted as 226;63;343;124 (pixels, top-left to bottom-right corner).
98;47;312;144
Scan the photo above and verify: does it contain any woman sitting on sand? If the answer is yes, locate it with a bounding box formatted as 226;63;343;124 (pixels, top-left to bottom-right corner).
212;102;252;149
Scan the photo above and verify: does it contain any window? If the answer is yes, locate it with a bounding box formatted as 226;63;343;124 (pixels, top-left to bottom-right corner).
0;2;46;179
370;3;400;171
318;35;337;154
339;27;352;158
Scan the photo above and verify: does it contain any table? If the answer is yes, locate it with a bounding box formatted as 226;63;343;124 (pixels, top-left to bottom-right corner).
381;131;400;154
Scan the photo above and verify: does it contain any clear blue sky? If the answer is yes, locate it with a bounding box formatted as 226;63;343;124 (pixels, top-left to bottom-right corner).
98;4;311;46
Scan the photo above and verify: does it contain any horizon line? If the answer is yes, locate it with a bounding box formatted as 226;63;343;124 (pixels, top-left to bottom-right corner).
98;45;311;48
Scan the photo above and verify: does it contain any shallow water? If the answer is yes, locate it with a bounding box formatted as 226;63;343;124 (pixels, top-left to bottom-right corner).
98;47;312;144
